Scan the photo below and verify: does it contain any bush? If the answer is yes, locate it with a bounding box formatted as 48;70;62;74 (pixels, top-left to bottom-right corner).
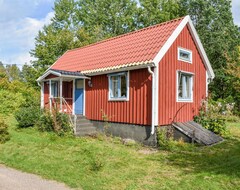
36;108;73;136
15;106;40;128
0;120;10;143
194;98;229;137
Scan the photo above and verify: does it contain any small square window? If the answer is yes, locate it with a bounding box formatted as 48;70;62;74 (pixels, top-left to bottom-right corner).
108;72;129;101
177;71;193;102
178;47;192;63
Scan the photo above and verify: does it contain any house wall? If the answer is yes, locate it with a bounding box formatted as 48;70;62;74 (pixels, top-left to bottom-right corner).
44;82;49;107
158;25;206;125
43;81;73;110
85;69;152;125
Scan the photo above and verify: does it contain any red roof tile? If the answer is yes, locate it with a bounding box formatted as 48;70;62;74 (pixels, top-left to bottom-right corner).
51;17;184;73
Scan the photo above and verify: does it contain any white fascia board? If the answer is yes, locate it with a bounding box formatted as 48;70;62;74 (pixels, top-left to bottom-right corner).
152;15;215;79
60;75;91;79
152;16;190;65
187;19;215;79
37;70;61;82
85;63;154;76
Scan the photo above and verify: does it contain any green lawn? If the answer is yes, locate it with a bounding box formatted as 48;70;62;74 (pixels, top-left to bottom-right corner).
1;115;240;190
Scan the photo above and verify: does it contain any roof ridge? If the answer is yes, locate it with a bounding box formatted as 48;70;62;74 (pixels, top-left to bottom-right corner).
68;16;186;53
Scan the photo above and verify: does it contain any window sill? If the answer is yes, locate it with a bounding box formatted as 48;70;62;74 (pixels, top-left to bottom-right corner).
108;98;129;102
177;98;193;103
178;58;192;64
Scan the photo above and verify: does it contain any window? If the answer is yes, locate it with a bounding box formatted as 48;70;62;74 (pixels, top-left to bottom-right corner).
177;71;193;102
108;72;129;100
178;47;192;63
51;81;59;97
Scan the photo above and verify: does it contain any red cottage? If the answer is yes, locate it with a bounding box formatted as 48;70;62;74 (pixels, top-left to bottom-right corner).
37;16;214;145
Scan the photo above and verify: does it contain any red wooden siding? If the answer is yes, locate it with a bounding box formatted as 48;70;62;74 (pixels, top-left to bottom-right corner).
158;25;206;125
85;69;152;125
44;82;49;107
43;81;73;110
45;74;59;79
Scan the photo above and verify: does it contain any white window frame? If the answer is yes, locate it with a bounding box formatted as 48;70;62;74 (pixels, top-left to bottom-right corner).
176;70;194;102
108;71;129;101
178;47;192;63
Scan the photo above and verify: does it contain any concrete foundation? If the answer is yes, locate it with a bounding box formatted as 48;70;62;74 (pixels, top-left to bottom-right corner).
90;120;157;146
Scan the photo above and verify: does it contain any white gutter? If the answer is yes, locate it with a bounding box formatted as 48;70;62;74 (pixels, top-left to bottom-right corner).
148;66;155;135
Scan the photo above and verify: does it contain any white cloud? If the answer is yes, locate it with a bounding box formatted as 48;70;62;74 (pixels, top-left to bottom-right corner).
0;11;54;66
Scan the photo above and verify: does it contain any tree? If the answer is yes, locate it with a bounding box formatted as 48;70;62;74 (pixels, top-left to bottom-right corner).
31;0;140;77
31;24;77;75
0;61;6;78
138;0;181;27
21;64;39;87
179;0;240;112
5;64;21;81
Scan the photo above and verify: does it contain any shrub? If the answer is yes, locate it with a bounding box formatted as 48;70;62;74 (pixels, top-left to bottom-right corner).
15;106;40;128
36;108;73;136
0;120;10;143
36;110;54;132
194;98;229;137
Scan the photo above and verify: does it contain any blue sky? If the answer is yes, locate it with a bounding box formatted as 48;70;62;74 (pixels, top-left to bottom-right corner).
0;0;239;67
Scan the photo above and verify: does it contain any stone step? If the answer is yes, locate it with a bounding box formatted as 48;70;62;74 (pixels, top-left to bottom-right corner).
75;119;90;123
76;122;94;128
75;127;97;136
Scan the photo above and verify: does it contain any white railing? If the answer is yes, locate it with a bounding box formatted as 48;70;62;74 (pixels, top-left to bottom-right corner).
49;97;77;134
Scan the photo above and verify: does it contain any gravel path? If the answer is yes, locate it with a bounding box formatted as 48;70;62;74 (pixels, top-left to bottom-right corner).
0;165;72;190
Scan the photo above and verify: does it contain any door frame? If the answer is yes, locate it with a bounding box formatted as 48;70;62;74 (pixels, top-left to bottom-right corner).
72;79;85;115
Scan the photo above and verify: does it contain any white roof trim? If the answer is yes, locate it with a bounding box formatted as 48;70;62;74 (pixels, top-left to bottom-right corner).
81;60;153;75
153;15;215;79
187;19;215;78
37;70;61;82
37;70;90;82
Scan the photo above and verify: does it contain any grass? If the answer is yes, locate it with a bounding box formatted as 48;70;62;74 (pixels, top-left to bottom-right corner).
1;115;240;190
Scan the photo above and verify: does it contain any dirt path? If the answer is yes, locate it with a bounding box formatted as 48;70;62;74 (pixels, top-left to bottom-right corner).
0;165;72;190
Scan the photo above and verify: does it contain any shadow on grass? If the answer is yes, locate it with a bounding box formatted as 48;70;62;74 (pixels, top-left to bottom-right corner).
156;137;240;177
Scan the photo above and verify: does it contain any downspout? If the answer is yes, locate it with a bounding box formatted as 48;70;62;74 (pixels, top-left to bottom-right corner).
148;66;155;135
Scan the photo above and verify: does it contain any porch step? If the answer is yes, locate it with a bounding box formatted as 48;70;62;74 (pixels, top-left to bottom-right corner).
74;115;97;136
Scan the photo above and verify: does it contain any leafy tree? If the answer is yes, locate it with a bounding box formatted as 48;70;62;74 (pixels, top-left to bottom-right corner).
31;0;140;77
138;0;181;27
21;64;39;87
179;0;240;112
0;61;6;78
31;25;76;75
5;64;21;81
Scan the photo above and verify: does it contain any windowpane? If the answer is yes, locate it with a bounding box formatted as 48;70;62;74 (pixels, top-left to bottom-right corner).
111;76;118;98
76;80;83;89
178;73;192;100
109;72;128;100
120;75;127;97
178;48;192;63
178;75;183;98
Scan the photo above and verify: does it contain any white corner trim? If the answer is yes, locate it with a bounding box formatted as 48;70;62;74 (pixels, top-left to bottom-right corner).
83;79;86;116
187;19;215;79
40;82;44;109
72;79;75;115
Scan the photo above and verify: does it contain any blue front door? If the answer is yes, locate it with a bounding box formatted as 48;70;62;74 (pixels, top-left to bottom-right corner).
75;79;84;115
